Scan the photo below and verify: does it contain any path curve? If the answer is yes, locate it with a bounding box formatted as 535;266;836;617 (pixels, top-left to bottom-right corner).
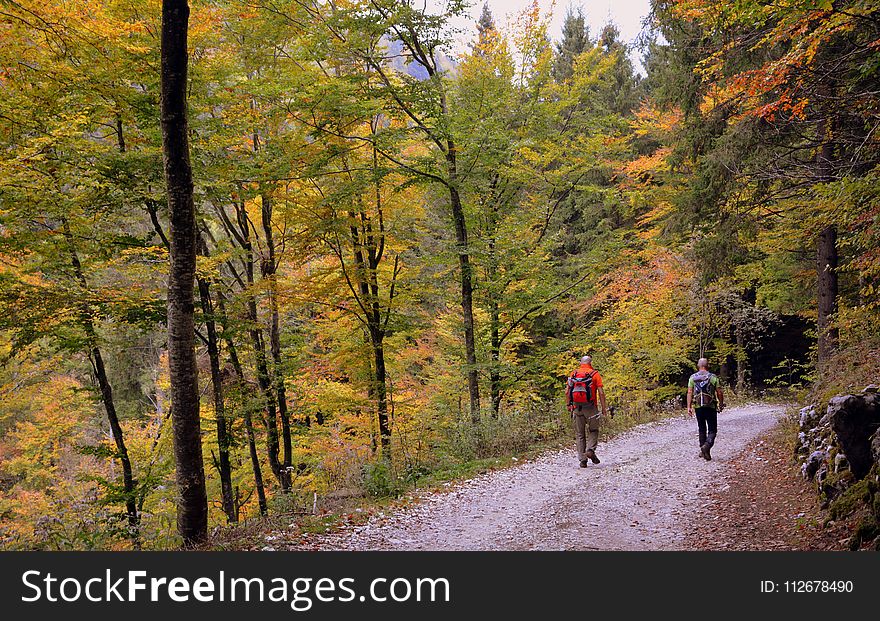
299;403;782;551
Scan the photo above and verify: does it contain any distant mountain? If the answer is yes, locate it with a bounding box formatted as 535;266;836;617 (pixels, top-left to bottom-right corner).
385;37;457;79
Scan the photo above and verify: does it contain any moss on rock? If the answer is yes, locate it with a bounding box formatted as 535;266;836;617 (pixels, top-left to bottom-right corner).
828;478;874;521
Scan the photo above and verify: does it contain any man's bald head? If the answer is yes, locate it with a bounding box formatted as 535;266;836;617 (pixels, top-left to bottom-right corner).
697;358;709;370
580;355;592;365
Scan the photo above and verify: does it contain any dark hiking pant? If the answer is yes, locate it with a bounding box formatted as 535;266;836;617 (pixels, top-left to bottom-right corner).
695;406;717;448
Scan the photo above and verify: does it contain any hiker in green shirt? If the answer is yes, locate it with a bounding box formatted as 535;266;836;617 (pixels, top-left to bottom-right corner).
687;358;725;461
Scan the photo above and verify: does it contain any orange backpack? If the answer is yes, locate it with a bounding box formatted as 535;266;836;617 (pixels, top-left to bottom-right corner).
568;370;596;405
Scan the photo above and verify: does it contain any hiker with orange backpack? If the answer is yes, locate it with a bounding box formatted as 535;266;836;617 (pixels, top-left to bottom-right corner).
566;355;610;468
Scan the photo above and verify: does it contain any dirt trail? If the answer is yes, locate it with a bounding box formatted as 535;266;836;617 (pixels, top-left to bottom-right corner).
298;403;782;551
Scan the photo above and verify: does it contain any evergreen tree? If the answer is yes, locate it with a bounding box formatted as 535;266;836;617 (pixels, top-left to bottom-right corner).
476;3;495;42
600;23;641;115
553;7;589;82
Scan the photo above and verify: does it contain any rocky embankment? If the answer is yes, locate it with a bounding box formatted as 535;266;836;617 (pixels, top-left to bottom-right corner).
796;385;880;549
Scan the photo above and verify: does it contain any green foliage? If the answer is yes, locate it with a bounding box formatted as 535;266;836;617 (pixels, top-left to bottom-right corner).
2;0;861;549
362;460;402;498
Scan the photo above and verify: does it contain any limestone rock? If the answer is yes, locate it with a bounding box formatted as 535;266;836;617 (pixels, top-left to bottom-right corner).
799;405;819;431
802;450;827;481
834;452;849;473
828;392;880;479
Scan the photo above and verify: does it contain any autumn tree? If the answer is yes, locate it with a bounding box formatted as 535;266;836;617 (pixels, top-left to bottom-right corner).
650;0;880;372
161;0;208;546
307;0;484;422
2;0;859;550
0;0;173;542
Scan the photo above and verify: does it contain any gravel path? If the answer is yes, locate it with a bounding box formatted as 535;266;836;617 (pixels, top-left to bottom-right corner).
302;403;783;551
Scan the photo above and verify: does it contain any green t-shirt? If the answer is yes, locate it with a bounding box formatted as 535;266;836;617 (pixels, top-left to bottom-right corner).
687;373;719;389
689;372;719;408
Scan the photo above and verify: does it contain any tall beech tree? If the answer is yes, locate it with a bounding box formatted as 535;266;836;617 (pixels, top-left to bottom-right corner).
160;0;208;546
308;0;483;422
308;134;404;459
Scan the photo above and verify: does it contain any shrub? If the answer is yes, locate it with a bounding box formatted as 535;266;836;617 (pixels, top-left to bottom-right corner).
362;460;402;498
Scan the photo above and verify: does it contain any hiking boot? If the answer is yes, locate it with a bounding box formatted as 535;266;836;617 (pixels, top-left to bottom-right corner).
586;449;600;464
700;443;712;461
579;459;589;468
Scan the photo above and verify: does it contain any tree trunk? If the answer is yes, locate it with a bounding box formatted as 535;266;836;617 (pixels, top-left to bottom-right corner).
817;224;838;365
490;299;501;418
196;251;236;523
91;346;140;538
228;348;268;517
245;121;288;490
259;193;293;479
487;207;501;419
62;222;139;542
371;329;391;458
242;221;288;491
218;293;268;517
719;357;732;385
248;289;286;490
735;323;746;395
446;158;480;423
225;198;288;492
816;131;838;369
160;0;207;547
346;189;392;459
